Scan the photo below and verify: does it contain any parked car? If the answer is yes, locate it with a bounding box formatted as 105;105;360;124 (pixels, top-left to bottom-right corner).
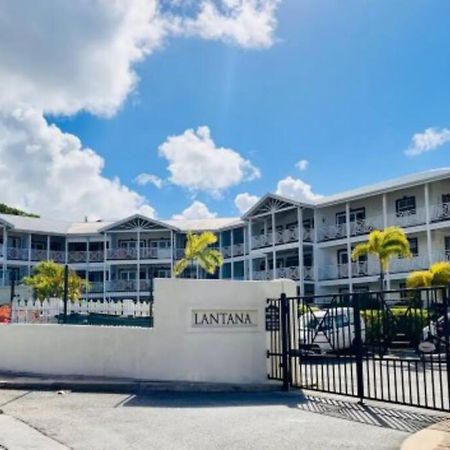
421;311;450;353
299;307;366;354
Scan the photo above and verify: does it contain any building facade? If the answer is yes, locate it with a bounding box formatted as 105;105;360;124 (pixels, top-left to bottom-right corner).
1;169;450;299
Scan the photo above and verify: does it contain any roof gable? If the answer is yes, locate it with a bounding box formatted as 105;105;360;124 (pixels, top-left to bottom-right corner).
242;194;306;219
98;214;179;232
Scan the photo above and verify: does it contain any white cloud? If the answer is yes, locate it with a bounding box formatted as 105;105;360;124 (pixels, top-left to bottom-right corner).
0;108;155;220
275;176;322;203
234;192;259;214
0;0;170;117
295;159;309;171
180;0;280;49
172;200;217;220
405;127;450;156
135;173;163;188
159;126;260;196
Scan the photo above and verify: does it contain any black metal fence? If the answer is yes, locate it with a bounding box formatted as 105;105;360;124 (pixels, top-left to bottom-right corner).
267;286;450;411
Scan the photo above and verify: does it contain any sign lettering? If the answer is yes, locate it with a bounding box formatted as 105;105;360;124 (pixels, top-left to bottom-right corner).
191;309;258;329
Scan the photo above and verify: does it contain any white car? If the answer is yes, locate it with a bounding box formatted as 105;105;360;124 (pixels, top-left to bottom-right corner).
299;307;366;354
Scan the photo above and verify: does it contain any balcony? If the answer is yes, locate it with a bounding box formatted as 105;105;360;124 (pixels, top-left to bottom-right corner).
431;202;450;223
319;217;383;242
251;232;273;249
251;226;313;249
222;243;245;259
388;208;426;228
68;251;88;263
318;223;347;242
253;266;313;281
389;255;429;274
107;279;154;292
7;247;28;261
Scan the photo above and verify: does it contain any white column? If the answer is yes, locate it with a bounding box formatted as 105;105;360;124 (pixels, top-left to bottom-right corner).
313;209;319;284
170;230;174;278
297;207;304;295
271;211;276;279
230;229;234;280
424;183;432;264
243;226;247;280
382;194;391;289
137;228;141;302
196;261;199;279
219;232;223;279
85;237;90;300
103;233;107;301
345;202;353;293
2;227;7;286
248;219;253;280
46;235;50;260
27;233;32;276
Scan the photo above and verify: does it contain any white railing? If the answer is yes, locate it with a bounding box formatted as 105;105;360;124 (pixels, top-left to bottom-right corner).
49;250;66;262
389;255;429;274
389;207;426;228
303;227;314;242
30;249;47;261
304;266;314;281
318;223;347;241
431;202;450;222
276;266;300;280
87;281;104;293
431;251;450;262
319;264;349;280
349;217;383;236
88;250;104;262
7;247;28;260
253;269;273;280
251;232;273;249
68;251;88;263
222;245;232;258
233;243;245;256
351;261;369;277
274;227;298;245
10;298;151;324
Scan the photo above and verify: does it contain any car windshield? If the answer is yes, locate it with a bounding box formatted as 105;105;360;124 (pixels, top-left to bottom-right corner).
303;313;349;330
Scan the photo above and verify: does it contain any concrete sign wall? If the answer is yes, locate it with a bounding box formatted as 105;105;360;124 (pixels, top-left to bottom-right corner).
0;279;296;384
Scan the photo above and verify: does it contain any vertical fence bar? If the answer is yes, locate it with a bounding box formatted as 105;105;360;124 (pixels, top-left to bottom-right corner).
10;277;15;304
63;264;68;324
280;292;290;391
444;284;450;410
352;292;365;404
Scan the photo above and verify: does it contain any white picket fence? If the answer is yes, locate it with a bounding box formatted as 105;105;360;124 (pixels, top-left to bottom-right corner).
11;298;152;324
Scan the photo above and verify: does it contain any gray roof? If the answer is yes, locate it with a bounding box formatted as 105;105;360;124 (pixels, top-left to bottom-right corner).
315;168;450;207
166;217;244;231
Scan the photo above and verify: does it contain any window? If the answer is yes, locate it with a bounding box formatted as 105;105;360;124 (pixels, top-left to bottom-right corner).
286;256;298;267
335;208;365;225
336;212;346;225
408;237;418;256
337;249;348;265
303;218;314;229
396;196;416;216
442;194;450;204
445;237;450;258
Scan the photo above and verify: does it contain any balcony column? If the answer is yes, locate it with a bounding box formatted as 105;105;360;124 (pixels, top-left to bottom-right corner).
313;209;319;283
137;228;141;302
297;207;304;295
230;229;234;280
170;230;174;278
382;194;391;289
46;235;50;261
271;211;276;279
248;219;253;280
243;227;247;280
86;237;90;301
345;202;353;293
103;233;107;301
219;232;223;279
424;183;432;265
2;227;7;286
27;233;32;276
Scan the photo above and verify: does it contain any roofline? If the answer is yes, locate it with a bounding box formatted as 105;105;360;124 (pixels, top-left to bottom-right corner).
316;169;450;207
98;214;180;233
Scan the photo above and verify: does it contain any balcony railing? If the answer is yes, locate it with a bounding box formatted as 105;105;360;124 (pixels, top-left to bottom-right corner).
389;255;429;274
68;251;88;263
107;279;155;292
7;247;29;260
251;232;273;249
222;243;245;258
251;227;313;249
349;217;383;236
233;243;245;256
389;208;426;228
253;266;313;281
318;223;347;242
431;202;450;223
222;245;232;258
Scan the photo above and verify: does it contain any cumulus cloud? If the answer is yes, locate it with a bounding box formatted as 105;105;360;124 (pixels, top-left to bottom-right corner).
159;126;260;196
275;176;322;203
0;108;155;220
135;173;163;188
234;192;259;214
405;127;450;156
172;200;217;220
180;0;280;49
295;159;309;171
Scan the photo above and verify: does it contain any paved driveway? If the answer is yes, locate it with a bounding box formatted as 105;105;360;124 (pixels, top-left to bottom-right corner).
0;389;445;450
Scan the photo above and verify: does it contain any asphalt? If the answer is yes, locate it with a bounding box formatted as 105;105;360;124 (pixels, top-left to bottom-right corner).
0;389;447;450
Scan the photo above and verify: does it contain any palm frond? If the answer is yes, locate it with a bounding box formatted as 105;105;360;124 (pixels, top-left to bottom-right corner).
407;270;433;289
174;258;190;277
429;261;450;286
351;243;371;261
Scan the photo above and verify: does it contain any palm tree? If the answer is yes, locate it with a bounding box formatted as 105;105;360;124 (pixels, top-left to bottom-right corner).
351;226;412;290
407;261;450;288
174;231;224;278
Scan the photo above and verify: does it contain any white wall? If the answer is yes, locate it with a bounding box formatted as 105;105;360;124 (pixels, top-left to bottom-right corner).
0;279;296;384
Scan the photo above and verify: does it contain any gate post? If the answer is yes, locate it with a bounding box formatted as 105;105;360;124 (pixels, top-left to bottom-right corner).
444;284;450;408
63;264;68;324
352;293;365;404
280;292;291;391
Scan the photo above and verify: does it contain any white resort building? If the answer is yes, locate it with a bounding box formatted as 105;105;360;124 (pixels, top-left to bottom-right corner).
1;168;450;299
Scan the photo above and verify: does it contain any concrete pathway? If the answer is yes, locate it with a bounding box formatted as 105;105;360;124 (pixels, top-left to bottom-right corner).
401;419;450;450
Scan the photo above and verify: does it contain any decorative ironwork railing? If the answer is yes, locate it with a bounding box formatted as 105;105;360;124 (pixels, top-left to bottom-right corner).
389;207;426;228
7;247;29;260
431;202;450;222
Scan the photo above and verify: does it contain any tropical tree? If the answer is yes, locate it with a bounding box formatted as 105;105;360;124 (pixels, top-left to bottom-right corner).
23;260;87;301
407;261;450;288
174;231;224;277
351;226;412;290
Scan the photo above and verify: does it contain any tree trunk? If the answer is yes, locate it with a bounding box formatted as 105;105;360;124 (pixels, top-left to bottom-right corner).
379;261;385;292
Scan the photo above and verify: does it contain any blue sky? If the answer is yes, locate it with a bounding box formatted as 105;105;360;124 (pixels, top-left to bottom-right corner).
2;1;450;221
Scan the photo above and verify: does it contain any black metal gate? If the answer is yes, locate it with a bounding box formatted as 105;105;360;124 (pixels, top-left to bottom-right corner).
266;287;450;411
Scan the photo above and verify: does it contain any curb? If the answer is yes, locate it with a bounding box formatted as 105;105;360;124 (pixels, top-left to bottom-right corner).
401;419;450;450
0;375;280;395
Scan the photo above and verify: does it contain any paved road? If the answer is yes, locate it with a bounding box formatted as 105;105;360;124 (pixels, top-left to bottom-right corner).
0;389;445;450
